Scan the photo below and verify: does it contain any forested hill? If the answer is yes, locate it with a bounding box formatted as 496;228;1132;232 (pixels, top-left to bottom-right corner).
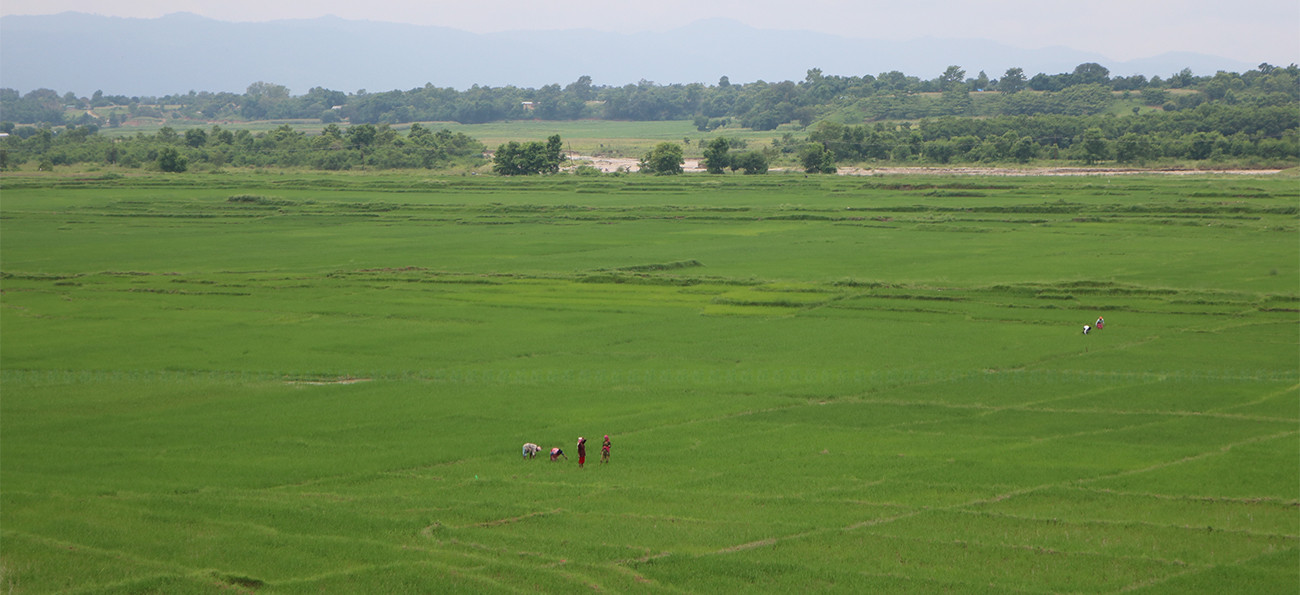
4;62;1296;132
0;12;1258;97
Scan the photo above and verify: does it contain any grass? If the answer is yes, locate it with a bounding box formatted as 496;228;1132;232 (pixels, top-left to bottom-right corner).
1;171;1297;593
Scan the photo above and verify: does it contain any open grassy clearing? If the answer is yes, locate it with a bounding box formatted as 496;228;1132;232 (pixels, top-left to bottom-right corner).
1;172;1296;593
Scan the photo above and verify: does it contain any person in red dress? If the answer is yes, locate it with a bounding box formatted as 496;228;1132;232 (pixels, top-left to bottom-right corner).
577;437;587;468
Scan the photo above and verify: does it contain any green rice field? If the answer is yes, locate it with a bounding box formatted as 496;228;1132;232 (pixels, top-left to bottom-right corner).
1;171;1297;593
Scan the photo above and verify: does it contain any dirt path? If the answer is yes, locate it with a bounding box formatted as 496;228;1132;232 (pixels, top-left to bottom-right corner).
834;165;1285;176
565;155;702;173
564;155;1283;176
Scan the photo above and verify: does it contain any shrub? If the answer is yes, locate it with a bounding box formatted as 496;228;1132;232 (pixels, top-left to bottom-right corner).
639;142;684;175
730;151;768;174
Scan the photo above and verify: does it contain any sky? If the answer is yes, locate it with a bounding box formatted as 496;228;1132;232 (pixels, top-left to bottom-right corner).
2;0;1297;64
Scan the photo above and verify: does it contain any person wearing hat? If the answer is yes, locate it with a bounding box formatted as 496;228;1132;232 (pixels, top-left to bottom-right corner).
601;435;611;463
577;437;588;468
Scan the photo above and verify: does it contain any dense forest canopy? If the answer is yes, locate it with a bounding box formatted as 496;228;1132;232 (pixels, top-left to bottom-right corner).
1;62;1297;171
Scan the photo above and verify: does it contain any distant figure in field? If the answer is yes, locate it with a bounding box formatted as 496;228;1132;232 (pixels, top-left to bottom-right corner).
522;443;541;459
550;447;566;462
601;435;611;463
577;437;587;468
1083;324;1091;335
1096;316;1104;330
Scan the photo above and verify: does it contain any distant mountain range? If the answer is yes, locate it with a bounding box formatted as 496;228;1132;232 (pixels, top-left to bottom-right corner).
0;12;1261;97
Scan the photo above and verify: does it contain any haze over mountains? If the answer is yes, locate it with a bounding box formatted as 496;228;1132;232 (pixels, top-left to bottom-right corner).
0;12;1262;97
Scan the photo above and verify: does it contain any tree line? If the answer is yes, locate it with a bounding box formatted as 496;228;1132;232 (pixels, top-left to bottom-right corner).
797;103;1299;166
0;123;484;172
3;100;1294;173
3;63;1296;131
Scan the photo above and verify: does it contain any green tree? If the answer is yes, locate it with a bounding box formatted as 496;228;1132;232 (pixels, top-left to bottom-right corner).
544;134;565;172
1011;136;1037;163
184;128;207;148
701;137;731;173
1080;128;1109;164
800;143;836;173
1070;63;1110;86
1140;88;1169;105
156;147;188;172
730;151;768;174
818;148;838;173
639;142;684;175
492;142;525;175
1000;67;1027;94
1114;132;1154;164
210;125;235;145
156;126;179;144
564;75;595;101
533;84;563;119
1187;132;1222;160
347;124;377;149
923;140;957;163
1169;68;1196;88
940;66;966;92
492;134;565;175
319;124;343;143
246;81;290;101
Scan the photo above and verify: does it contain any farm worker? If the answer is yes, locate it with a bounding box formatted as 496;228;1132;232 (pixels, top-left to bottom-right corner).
1096;316;1104;330
577;437;587;468
601;435;611;463
522;443;541;459
1083;324;1090;335
550;447;566;462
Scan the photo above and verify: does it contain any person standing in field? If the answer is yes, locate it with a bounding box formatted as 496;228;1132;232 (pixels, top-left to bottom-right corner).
1096;316;1104;330
577;437;587;468
601;435;611;463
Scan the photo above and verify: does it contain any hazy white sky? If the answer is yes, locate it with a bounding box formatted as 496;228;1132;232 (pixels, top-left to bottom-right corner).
3;0;1297;63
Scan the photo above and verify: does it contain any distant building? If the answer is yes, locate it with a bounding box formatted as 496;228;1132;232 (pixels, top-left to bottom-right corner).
521;101;535;111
